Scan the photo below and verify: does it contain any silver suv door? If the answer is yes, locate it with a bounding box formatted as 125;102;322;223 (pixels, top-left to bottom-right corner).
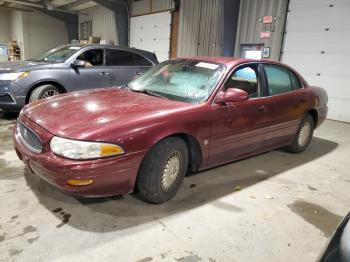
105;49;153;86
68;48;110;91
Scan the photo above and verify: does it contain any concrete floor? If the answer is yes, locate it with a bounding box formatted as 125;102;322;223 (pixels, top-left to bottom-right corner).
0;109;349;262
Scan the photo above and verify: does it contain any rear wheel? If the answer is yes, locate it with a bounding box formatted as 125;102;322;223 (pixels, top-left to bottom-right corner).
29;84;60;102
285;114;314;153
136;137;189;204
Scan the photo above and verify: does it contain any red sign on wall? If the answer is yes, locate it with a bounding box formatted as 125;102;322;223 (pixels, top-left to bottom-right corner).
263;15;273;24
260;31;271;39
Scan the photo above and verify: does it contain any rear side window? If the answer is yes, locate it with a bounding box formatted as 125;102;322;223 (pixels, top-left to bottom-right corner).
134;53;152;66
107;49;135;66
289;71;302;90
264;65;297;96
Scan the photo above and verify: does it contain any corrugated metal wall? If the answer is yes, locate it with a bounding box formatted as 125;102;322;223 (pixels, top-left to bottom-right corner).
177;0;222;57
131;0;173;16
234;0;288;60
79;5;118;44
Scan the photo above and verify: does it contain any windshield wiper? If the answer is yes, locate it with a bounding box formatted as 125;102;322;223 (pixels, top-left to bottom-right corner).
120;83;131;90
132;89;168;100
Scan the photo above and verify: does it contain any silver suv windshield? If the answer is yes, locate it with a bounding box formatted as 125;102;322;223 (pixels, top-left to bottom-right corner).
127;59;225;104
32;45;82;63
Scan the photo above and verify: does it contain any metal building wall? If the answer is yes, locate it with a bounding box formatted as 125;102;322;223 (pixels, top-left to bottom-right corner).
177;0;222;57
153;0;173;11
234;0;288;60
131;0;173;16
79;5;118;44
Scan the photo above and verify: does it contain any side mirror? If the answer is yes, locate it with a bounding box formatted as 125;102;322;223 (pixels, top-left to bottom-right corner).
216;88;249;104
133;71;142;79
71;59;85;68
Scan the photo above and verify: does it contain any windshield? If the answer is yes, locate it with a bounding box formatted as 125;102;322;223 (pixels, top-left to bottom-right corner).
32;45;82;63
127;60;225;104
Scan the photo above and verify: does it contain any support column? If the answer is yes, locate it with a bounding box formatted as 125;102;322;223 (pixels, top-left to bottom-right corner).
220;0;240;57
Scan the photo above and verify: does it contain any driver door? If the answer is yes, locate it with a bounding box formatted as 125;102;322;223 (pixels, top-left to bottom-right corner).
208;64;269;166
68;48;110;91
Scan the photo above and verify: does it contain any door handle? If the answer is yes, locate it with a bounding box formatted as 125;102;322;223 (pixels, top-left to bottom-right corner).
135;72;142;76
258;105;266;112
99;72;109;76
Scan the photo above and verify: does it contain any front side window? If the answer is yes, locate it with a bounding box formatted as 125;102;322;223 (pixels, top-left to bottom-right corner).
77;49;104;67
264;65;297;96
127;60;225;104
107;49;135;66
225;65;260;98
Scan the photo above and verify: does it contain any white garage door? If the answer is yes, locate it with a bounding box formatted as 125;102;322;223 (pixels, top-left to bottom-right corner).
282;0;350;122
130;12;171;62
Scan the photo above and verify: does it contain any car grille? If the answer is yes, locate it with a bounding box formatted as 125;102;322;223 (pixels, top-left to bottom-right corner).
0;93;14;103
17;121;42;153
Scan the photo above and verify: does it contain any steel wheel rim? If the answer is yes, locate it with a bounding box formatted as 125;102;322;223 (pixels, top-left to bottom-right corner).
42;89;59;99
298;121;311;147
161;151;182;191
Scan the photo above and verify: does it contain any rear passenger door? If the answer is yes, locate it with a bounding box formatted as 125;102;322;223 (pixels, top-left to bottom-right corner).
263;64;308;147
105;49;153;86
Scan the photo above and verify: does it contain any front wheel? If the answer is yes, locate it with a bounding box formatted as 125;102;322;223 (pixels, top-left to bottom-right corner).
136;137;189;204
285;114;314;153
29;84;60;102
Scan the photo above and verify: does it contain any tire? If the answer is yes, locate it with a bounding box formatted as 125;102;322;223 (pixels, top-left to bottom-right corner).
29;84;60;102
285;114;314;153
136;137;189;204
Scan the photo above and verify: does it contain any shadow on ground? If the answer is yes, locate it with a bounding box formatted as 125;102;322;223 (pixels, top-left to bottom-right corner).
22;136;338;232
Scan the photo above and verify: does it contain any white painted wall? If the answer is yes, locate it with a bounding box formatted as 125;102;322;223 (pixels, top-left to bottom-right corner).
79;5;118;45
0;9;11;43
10;11;25;59
0;9;11;62
22;11;69;59
1;9;69;61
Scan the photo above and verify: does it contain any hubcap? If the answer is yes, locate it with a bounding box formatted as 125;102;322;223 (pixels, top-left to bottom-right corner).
161;151;182;191
298;121;311;147
42;89;59;99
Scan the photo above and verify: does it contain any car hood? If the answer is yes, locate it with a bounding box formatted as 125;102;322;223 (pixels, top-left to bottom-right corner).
0;60;52;73
23;88;194;140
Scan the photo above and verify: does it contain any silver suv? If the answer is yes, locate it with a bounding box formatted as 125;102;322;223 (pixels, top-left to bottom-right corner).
0;44;158;112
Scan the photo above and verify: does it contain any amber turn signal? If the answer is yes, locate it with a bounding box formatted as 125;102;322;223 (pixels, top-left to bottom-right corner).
67;179;93;186
100;144;124;156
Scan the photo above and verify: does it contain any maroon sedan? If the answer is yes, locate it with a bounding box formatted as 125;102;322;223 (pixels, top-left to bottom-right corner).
13;57;328;203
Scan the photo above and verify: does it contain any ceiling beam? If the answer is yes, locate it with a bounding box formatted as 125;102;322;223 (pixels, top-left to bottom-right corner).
1;0;43;8
59;0;92;10
0;4;34;12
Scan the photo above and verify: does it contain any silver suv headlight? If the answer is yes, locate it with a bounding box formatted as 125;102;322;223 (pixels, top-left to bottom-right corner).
50;136;124;160
0;71;29;81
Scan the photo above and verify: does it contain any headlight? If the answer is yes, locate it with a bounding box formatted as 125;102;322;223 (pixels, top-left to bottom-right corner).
50;136;124;160
0;71;30;81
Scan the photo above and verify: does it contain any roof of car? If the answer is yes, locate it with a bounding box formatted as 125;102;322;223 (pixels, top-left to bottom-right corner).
184;56;282;70
64;43;158;63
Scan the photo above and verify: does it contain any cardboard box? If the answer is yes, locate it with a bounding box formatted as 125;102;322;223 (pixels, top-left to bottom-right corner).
88;36;101;44
99;40;115;45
